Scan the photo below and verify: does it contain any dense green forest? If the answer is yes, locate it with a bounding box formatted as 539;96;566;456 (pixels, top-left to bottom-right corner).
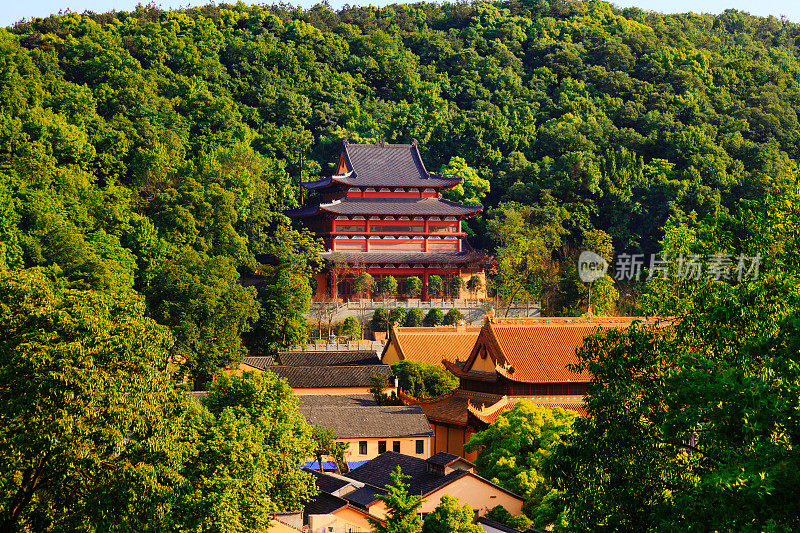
3;1;800;530
3;0;800;367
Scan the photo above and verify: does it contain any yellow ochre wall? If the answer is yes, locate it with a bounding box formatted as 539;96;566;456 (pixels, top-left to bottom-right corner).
382;341;402;365
307;508;373;533
323;435;432;463
423;474;523;517
431;422;477;462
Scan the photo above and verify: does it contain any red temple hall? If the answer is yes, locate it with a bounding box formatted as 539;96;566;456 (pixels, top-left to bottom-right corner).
287;140;488;301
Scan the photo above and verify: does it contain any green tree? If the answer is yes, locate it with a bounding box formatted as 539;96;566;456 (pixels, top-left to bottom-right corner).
424;307;444;326
405;276;423;298
486;506;533;531
428;275;443;298
248;263;313;353
404;307;424;327
378;275;399;297
487;199;567;314
464;402;577;526
341;315;361;340
368;466;423;533
422;495;483;533
372;307;390;332
449;276;466;300
192;371;318;524
443;308;464;325
311;427;350;474
354;272;375;299
467;275;483;299
0;269;187;531
391;361;459;399
369;373;402;406
145;249;260;386
389;307;407;328
546;277;800;532
439;157;491;206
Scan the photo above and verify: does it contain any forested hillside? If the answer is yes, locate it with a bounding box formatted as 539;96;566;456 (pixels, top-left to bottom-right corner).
2;0;800;369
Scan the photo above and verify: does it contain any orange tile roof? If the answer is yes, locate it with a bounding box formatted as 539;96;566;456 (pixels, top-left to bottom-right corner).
403;388;588;427
385;325;482;367
468;396;587;421
480;316;666;384
399;389;473;425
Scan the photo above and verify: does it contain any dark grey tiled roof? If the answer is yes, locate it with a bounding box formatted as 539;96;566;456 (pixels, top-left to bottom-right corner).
304;143;460;190
288;197;482;218
476;516;544;533
347;451;469;496
277;350;380;366
303;491;348;517
346;143;427;183
348;452;524;500
426;452;463;467
342;485;387;509
304;174;459;190
298;394;378;407
242;356;274;369
303;468;352;494
321;250;488;265
262;364;393;388
298;405;434;439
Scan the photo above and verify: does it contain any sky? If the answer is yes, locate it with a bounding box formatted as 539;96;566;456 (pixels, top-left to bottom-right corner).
1;0;798;28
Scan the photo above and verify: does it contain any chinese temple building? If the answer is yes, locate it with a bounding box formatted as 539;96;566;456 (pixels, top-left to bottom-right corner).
286;140;488;301
401;316;665;460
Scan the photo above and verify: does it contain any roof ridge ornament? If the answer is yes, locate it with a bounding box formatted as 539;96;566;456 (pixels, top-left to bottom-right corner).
411;138;419;146
377;136;386;148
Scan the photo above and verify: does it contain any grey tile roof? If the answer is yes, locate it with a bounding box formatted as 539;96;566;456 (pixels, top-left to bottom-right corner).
303;468;352;494
304;143;460;190
320;250;488;265
426;452;464;467
298;394;378;407
262;364;393;388
476;517;544;533
298;405;434;439
347;451;469;496
277;350;380;366
347;452;524;500
342;485;387;509
242;356;274;369
288;197;482;218
346;143;427;183
303;492;348;517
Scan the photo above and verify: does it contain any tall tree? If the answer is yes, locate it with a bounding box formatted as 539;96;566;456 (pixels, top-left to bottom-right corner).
0;269;189;532
464;402;577;526
368;466;423;533
144;249;259;385
196;372;317;517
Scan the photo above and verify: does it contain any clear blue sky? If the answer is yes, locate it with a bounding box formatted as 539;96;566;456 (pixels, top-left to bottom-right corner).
1;0;798;28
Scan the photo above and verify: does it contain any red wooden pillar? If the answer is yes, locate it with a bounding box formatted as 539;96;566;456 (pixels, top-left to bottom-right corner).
331;272;338;300
423;270;429;301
